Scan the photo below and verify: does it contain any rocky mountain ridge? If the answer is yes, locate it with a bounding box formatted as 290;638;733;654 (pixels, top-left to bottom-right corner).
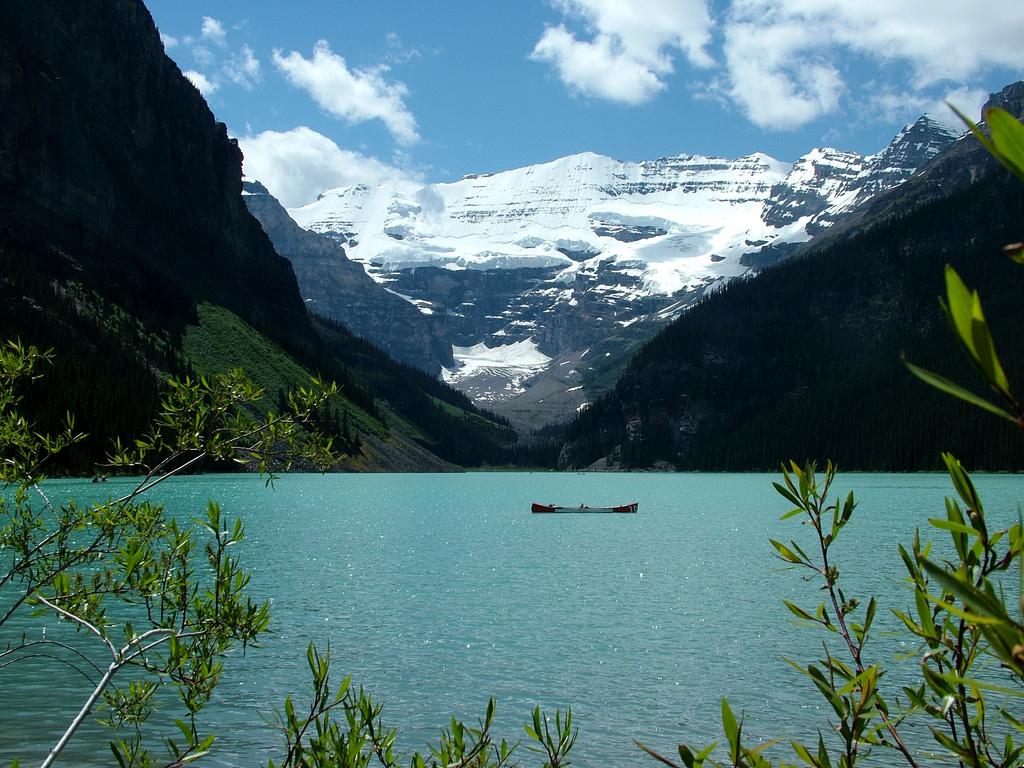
242;180;452;374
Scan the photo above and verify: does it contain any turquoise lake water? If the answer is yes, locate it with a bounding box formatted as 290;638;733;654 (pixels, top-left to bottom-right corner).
3;471;1023;767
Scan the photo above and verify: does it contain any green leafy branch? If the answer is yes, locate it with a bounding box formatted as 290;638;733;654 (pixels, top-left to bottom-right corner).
906;106;1024;423
0;345;341;767
267;642;568;768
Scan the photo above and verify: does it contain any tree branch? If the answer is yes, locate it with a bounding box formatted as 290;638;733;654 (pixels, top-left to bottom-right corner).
33;594;116;661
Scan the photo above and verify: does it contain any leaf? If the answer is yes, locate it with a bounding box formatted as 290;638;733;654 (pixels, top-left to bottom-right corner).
904;360;1015;422
110;744;128;768
635;741;683;768
950;103;997;152
944;674;1024;700
816;733;833;768
791;740;819;767
928;518;981;538
694;742;717;762
967;307;1011;397
721;699;739;750
943;454;983;512
773;481;804;509
806;666;846;718
893;608;923;637
784;600;818;623
922;665;957;698
898;543;921;582
931;726;974;759
914;588;937;638
920;590;1004;625
919;558;1008;621
1005;242;1024;264
770;539;805;565
943;265;975;349
862;596;877;637
746;738;779;757
986;107;1024;181
835;665;875;697
174;719;193;743
943;266;1010;394
178;749;211;765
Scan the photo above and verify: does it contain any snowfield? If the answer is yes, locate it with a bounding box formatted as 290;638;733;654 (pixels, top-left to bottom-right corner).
289;151;797;297
442;338;552;402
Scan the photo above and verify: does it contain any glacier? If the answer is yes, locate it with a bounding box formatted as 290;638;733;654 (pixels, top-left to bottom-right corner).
283;115;959;426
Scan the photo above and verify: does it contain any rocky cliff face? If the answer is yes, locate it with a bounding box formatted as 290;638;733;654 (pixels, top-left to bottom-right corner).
852;116;960;203
761;148;865;228
0;0;518;471
242;180;452;374
0;0;307;340
801;82;1024;256
982;81;1024;122
761;116;958;230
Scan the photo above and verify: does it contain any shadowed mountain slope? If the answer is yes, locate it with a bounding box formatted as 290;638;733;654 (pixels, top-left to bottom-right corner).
0;0;514;472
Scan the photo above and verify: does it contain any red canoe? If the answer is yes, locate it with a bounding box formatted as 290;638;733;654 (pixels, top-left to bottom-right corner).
531;502;638;514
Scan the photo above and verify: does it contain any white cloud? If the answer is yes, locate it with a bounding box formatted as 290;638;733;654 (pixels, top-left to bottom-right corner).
238;126;417;208
168;17;262;97
930;87;989;130
183;70;218;97
273;41;420;145
530;0;713;105
192;45;216;68
794;0;1024;85
532;26;666;104
385;32;421;65
723;15;843;129
201;16;227;47
530;0;1022;129
722;0;1024;130
225;44;262;90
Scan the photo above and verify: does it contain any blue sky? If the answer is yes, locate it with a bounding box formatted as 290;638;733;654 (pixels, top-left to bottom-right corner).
149;0;1024;207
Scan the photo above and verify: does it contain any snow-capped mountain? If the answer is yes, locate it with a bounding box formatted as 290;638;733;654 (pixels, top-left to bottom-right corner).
286;115;958;429
763;116;958;230
292;151;793;294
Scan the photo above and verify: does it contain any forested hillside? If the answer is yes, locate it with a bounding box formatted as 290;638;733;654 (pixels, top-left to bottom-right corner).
558;121;1024;471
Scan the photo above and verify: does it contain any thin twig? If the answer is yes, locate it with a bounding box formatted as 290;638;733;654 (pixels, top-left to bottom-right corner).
111;450;206;506
813;485;920;768
33;594;116;660
0;637;103;676
0;651;98;685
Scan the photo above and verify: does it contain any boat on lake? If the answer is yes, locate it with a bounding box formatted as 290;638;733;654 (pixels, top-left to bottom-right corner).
531;502;638;514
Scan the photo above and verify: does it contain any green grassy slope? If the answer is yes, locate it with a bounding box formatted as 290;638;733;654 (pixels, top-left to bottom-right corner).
183;304;387;439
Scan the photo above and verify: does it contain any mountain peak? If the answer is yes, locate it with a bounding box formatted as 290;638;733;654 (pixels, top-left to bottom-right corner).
908;114;961;139
877;115;961;160
242;178;270;196
983;80;1024;119
870;112;959;173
